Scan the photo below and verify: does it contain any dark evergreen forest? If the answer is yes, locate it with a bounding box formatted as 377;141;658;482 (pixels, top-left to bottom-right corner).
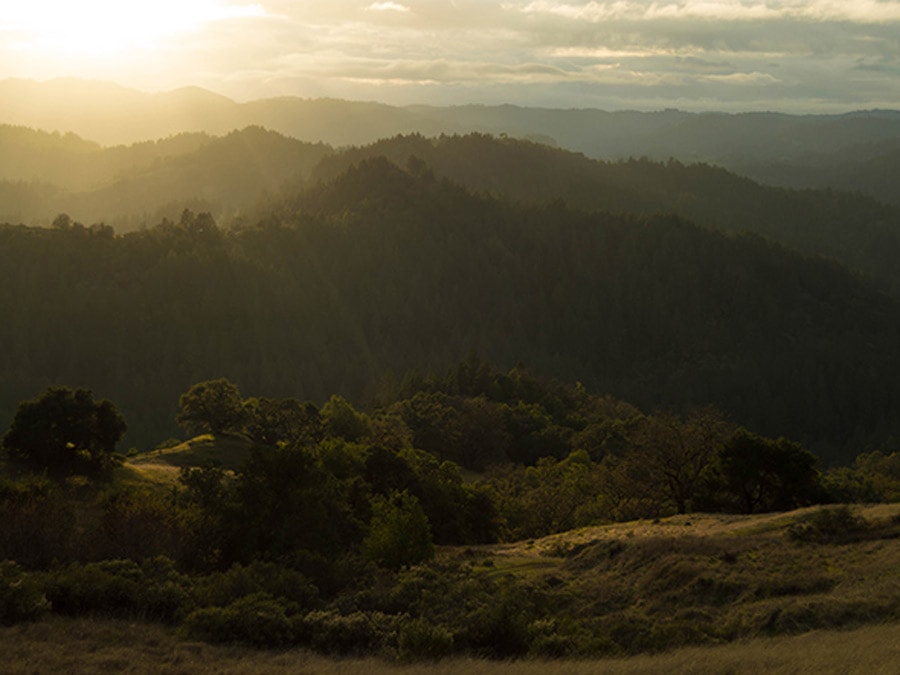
3;156;900;463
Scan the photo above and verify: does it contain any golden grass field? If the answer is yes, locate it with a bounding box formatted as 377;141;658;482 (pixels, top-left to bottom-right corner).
2;616;898;674
8;438;899;672
2;502;898;673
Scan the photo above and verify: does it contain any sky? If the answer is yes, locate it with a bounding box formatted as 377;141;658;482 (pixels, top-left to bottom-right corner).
2;0;899;112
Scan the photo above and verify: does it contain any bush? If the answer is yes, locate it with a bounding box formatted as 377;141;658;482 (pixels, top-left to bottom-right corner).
0;561;49;624
192;561;318;611
787;506;869;544
294;609;397;655
397;617;455;661
460;588;532;658
43;556;192;621
136;556;194;622
44;560;142;615
0;476;75;568
181;593;294;647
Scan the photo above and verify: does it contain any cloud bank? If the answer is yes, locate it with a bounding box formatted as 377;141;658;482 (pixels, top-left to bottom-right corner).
3;0;899;111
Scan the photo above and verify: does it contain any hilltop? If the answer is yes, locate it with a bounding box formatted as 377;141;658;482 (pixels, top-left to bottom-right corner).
3;79;900;203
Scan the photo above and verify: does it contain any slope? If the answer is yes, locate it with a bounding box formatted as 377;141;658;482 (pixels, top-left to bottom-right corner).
4;78;900;198
309;134;900;296
0;126;332;229
3;161;900;460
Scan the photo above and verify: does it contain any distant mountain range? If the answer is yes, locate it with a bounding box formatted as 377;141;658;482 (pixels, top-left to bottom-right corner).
3;78;900;205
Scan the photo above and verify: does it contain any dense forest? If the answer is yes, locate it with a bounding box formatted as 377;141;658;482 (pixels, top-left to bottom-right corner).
5;126;900;299
3;97;900;662
2;156;900;462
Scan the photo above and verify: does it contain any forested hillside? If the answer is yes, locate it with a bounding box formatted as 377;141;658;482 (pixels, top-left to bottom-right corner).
0;125;330;228
4;79;900;202
2;158;900;461
311;134;900;296
737;142;900;207
5;126;900;299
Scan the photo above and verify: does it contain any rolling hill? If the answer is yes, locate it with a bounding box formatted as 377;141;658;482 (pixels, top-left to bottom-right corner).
3;78;900;203
3;159;900;460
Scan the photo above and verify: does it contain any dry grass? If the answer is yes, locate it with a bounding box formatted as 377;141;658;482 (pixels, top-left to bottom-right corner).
2;617;898;674
123;434;254;489
481;503;900;563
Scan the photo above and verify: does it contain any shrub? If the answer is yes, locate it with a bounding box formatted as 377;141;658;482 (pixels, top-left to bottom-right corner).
181;593;294;647
136;556;194;622
192;560;318;611
0;476;75;568
397;617;455;661
787;506;869;544
294;609;397;655
0;561;49;624
44;560;142;615
43;556;192;621
460;588;533;658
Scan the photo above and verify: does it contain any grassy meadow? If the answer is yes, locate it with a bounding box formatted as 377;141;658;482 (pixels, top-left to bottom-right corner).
2;617;898;674
3;501;899;671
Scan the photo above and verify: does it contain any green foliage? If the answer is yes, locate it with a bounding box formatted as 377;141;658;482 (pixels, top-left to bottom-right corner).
3;387;126;478
92;488;188;563
191;561;318;610
181;593;294;647
320;395;372;442
243;397;321;447
825;450;900;503
5;156;900;461
625;408;731;514
716;429;822;513
222;445;364;564
0;561;49;625
787;506;870;544
0;475;75;568
176;378;246;437
44;557;192;622
294;609;398;655
460;586;533;658
397;617;455;661
364;490;434;569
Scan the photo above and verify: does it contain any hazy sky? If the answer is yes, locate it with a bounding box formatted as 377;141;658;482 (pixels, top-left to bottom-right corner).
2;0;899;111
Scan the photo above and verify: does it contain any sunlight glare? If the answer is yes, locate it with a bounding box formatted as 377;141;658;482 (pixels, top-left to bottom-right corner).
4;0;265;56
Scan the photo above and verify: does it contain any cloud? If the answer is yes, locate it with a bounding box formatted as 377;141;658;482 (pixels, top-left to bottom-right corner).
702;71;781;84
3;0;899;112
513;0;900;24
367;2;411;11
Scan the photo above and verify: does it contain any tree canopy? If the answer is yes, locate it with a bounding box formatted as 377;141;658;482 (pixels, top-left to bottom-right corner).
2;387;126;477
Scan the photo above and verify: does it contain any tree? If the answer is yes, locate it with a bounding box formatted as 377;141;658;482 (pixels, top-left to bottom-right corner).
629;407;731;514
243;397;321;447
320;395;371;442
717;428;821;513
363;490;434;569
2;387;126;477
176;378;246;436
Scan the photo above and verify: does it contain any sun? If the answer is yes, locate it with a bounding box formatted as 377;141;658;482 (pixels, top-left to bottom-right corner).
4;0;262;57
